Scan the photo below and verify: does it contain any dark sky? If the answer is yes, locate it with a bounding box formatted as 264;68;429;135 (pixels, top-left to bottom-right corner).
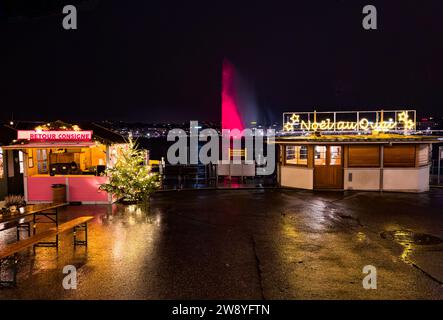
1;0;443;124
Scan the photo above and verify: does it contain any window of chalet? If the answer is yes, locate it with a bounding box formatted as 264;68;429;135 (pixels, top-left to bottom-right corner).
314;146;327;166
36;149;49;174
285;145;308;165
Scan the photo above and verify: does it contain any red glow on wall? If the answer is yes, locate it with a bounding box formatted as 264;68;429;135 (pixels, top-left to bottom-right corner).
222;59;244;133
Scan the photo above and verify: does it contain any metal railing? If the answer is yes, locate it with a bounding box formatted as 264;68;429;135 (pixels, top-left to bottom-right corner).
430;158;442;186
156;163;277;190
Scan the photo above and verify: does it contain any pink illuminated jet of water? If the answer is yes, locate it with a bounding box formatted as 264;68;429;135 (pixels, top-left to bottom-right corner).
221;59;244;134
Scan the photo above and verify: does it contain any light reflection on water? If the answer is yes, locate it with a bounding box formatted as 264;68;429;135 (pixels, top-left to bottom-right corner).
96;204;162;262
100;204;161;226
380;229;442;264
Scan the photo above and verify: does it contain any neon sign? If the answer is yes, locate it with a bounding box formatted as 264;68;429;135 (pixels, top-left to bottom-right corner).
282;110;416;133
17;130;93;142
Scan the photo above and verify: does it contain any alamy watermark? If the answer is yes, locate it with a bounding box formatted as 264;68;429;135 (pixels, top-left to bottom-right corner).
62;265;78;289
62;5;77;30
362;5;377;30
362;265;377;289
166;121;275;175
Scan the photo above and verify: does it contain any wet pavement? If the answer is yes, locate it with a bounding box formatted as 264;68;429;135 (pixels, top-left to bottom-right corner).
0;188;443;299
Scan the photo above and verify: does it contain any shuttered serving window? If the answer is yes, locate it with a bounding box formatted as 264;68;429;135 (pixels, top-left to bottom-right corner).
348;145;380;167
383;145;416;167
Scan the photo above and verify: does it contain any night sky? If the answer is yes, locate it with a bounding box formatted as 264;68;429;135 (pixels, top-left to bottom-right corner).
1;0;443;124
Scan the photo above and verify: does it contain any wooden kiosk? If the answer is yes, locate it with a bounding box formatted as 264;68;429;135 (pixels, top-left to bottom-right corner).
276;110;440;192
2;121;127;204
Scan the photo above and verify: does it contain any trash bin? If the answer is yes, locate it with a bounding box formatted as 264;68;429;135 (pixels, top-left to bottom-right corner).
52;184;67;203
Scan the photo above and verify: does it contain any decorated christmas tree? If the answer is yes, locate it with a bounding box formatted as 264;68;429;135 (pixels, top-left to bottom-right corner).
99;138;160;203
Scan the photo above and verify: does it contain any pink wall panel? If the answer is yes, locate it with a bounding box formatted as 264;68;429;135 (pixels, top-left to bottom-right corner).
28;176;109;203
68;176;109;202
27;177;66;202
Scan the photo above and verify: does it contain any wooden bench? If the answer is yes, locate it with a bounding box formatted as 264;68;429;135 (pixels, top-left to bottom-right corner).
49;216;94;247
0;216;94;287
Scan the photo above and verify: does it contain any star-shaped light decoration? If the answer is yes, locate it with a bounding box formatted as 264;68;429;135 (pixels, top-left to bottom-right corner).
397;111;408;123
290;114;300;123
405;119;415;130
283;113;302;132
398;111;415;130
284;122;294;132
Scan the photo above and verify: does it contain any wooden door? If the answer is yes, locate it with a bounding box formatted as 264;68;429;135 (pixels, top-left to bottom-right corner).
7;150;24;195
313;145;343;189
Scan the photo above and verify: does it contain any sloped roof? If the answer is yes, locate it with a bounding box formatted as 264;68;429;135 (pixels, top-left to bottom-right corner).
275;133;442;144
0;121;126;146
0;124;18;145
80;122;126;145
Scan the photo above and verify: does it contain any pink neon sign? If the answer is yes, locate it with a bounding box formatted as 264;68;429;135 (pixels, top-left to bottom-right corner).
17;130;93;142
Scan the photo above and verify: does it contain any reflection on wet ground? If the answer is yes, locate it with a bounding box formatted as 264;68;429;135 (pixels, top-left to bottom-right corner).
380;230;443;268
0;189;443;299
381;230;442;246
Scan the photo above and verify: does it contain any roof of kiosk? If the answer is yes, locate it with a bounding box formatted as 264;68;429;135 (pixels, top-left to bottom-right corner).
1;120;126;149
275;133;441;144
1;141;96;149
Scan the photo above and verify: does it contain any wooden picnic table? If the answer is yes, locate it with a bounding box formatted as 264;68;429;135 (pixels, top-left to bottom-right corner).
0;203;67;224
0;214;93;287
0;202;68;246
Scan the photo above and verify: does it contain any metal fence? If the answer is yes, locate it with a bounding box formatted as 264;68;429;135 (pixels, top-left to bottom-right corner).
430;156;443;186
156;163;278;190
